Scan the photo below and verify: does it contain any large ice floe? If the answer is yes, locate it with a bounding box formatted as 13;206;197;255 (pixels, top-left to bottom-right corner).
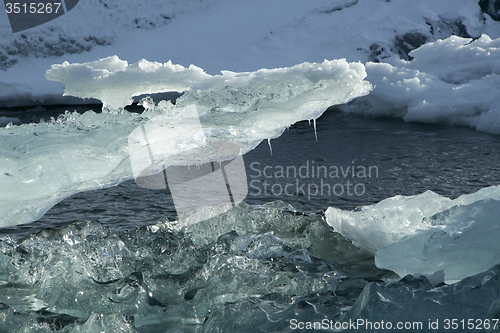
0;56;371;227
326;185;500;284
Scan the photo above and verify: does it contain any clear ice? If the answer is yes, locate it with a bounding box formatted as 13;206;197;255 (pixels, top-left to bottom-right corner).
0;57;372;227
326;185;500;284
0;202;379;332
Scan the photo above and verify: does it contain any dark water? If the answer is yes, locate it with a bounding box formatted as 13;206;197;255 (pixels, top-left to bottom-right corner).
1;105;500;239
244;106;500;209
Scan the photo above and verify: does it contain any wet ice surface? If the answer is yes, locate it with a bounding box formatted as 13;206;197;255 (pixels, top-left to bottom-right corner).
0;202;382;332
0;58;371;228
1;1;500;330
1;108;500;331
1;203;500;332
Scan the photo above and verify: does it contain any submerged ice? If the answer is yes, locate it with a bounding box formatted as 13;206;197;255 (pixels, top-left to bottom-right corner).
340;265;500;332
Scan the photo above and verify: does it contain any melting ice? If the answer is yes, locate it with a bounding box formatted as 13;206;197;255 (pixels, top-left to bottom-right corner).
0;57;371;227
326;185;500;284
2;201;500;332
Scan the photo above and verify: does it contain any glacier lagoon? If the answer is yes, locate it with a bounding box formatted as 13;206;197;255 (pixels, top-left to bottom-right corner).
1;1;500;328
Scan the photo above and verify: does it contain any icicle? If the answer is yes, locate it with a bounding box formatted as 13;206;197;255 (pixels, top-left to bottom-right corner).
267;138;273;155
313;118;318;141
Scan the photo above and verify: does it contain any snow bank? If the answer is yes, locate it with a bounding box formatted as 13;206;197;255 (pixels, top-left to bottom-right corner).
1;0;499;109
342;34;500;134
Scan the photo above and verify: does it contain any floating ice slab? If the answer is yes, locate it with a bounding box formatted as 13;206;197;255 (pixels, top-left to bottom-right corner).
326;185;500;283
341;265;500;332
45;56;212;110
376;198;500;284
45;55;371;113
325;190;453;253
326;185;500;251
0;57;372;228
